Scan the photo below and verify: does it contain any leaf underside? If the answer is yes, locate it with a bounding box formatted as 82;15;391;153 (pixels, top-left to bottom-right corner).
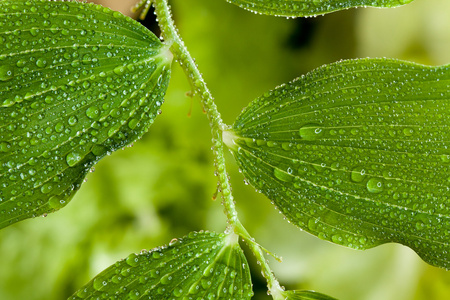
0;0;172;229
226;0;415;17
70;231;253;300
228;58;450;269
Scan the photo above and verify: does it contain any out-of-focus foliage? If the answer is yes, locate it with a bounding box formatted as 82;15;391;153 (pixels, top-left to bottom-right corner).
0;0;448;299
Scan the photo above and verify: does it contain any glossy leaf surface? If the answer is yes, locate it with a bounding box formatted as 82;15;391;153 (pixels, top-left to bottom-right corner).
226;0;414;17
226;58;450;269
0;0;172;228
70;231;253;299
283;290;337;300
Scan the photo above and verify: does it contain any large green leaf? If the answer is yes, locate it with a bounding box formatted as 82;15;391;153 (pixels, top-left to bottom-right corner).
226;0;414;17
225;58;450;269
70;231;253;299
0;0;172;228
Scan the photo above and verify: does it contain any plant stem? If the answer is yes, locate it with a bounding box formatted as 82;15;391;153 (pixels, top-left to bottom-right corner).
151;0;283;297
152;0;235;224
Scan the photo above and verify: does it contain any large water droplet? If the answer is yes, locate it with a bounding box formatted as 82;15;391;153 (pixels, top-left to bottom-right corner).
48;196;65;209
92;278;107;291
126;253;139;267
35;58;47;68
40;183;53;194
299;123;323;140
66;152;82;167
366;178;384;193
0;65;14;81
273;168;293;182
86;106;100;119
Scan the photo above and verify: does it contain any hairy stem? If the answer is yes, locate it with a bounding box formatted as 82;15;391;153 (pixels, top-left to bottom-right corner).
152;0;236;223
151;0;283;297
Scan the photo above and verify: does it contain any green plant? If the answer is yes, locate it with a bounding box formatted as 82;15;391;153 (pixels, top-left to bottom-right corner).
0;0;449;299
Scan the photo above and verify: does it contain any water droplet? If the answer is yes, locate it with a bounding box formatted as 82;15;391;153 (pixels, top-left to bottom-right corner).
36;58;47;68
403;127;414;136
86;106;100;119
68;116;78;126
0;141;11;152
382;170;393;179
114;66;125;75
93;278;107;291
441;154;450;163
160;274;172;285
128;290;140;300
40;183;53;194
0;65;14;81
366;178;384;193
48;196;65;209
415;221;425;230
126;253;139;267
173;288;183;297
16;59;26;68
188;283;200;295
350;167;366;182
55;122;65;133
273;168;292;182
76;288;89;299
299;123;323;140
66;152;82;167
128;118;139;129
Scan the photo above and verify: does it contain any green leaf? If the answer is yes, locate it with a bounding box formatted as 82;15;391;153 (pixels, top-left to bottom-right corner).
282;290;337;300
70;231;253;299
226;0;414;17
225;58;450;269
0;0;172;228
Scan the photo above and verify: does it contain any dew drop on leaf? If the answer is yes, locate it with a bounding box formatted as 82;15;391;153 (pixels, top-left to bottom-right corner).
299;123;323;140
86;106;100;119
366;178;384;194
66;152;83;167
0;65;14;81
350;167;366;183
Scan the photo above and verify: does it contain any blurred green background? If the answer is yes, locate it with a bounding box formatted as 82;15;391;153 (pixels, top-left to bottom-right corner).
0;0;449;299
